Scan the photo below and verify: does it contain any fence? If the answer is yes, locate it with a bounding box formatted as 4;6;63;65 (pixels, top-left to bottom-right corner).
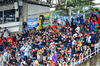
71;43;100;66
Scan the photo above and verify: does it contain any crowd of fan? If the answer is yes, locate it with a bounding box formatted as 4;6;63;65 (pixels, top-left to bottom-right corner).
0;9;100;66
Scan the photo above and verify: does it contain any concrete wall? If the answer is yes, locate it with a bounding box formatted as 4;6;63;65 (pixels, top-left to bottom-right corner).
78;53;100;66
23;2;50;22
0;2;50;33
0;22;22;32
0;4;14;11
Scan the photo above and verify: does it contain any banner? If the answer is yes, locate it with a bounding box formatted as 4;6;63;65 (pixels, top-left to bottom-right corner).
27;18;38;28
38;13;50;27
8;36;13;45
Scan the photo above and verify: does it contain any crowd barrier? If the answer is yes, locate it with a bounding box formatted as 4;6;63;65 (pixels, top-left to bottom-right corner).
71;43;100;66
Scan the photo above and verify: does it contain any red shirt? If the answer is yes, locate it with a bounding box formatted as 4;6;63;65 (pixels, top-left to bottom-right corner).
55;29;58;33
50;62;55;66
52;25;58;29
0;40;2;43
97;16;100;24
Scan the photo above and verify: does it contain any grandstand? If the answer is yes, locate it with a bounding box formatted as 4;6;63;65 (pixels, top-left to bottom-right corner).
0;0;100;66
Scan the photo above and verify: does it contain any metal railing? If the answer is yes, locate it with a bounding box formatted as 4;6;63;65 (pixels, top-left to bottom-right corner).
71;44;100;66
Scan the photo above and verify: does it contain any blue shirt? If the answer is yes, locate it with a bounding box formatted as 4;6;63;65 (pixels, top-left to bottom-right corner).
94;11;99;16
20;46;25;51
39;41;43;48
20;54;24;58
90;21;95;32
90;12;94;19
27;45;31;49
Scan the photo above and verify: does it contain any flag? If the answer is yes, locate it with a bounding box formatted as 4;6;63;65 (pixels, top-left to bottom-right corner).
52;53;58;63
8;36;13;45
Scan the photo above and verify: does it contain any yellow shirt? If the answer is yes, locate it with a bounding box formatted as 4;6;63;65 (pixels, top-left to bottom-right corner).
37;26;41;30
77;43;82;51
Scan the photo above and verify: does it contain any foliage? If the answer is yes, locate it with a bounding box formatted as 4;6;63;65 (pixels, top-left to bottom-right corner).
56;0;95;11
55;0;100;18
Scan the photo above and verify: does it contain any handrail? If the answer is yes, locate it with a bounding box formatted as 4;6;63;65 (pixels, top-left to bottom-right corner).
71;44;100;66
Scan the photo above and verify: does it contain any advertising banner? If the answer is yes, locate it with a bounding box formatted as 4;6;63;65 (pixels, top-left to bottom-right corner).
38;13;50;27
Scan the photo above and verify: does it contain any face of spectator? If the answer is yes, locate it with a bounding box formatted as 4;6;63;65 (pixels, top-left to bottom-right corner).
91;10;93;12
0;37;2;40
92;32;94;34
98;30;100;33
12;45;14;48
69;40;71;42
25;46;27;49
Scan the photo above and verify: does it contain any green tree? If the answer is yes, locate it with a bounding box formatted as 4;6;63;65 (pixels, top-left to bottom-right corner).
56;0;95;10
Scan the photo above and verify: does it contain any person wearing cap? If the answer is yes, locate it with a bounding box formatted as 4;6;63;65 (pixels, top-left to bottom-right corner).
91;31;96;44
50;39;55;46
77;41;82;54
59;55;63;64
76;53;79;61
86;33;91;46
50;59;56;66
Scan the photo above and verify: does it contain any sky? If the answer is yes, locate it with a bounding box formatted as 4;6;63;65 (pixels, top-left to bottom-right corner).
93;0;100;8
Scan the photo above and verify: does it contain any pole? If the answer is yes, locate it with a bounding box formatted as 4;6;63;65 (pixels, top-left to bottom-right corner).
50;12;52;25
95;45;96;55
69;8;71;17
15;9;17;22
83;7;85;19
74;58;75;66
90;49;91;57
87;49;88;59
2;10;4;24
71;59;72;66
64;0;67;9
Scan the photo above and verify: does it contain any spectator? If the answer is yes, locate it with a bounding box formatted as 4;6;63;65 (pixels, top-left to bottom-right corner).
23;22;27;32
0;27;3;37
24;46;28;61
3;30;9;38
0;9;100;66
91;31;96;44
90;9;94;20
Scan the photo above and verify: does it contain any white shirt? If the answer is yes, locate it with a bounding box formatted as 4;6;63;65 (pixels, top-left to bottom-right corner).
79;33;83;37
0;55;3;65
21;61;26;65
58;19;61;24
50;42;55;46
86;36;91;43
0;29;3;37
3;31;9;38
75;27;80;34
24;48;28;56
72;40;76;46
73;33;78;37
